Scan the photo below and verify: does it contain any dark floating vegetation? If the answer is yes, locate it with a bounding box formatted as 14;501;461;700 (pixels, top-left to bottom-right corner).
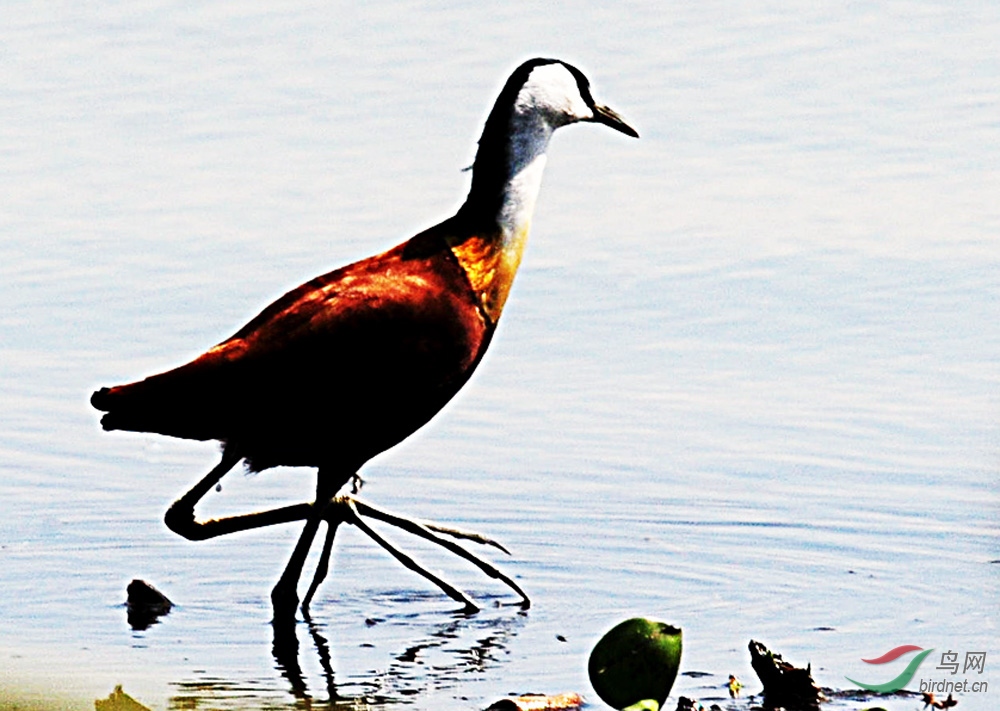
588;618;683;711
748;639;824;711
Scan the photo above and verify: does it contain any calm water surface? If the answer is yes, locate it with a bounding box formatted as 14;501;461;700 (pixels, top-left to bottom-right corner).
1;3;997;710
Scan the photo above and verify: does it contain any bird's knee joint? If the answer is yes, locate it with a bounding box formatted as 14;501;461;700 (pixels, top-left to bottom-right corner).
164;503;204;540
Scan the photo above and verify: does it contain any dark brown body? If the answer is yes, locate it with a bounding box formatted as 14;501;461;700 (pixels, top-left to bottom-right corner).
92;218;494;475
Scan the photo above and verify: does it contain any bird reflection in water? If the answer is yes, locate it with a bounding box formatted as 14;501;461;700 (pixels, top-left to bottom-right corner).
165;608;525;708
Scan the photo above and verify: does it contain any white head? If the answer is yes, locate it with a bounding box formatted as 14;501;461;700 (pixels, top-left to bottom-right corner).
514;62;601;132
455;59;637;321
503;60;637;169
466;58;638;215
511;60;637;137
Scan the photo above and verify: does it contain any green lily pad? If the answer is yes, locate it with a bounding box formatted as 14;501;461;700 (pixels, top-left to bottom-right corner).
588;618;682;710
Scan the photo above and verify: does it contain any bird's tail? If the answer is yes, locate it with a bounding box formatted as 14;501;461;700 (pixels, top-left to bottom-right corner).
90;374;217;441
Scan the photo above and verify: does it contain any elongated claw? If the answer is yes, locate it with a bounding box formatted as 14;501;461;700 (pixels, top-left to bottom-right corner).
343;499;480;612
303;496;529;611
352;498;512;554
348;497;529;607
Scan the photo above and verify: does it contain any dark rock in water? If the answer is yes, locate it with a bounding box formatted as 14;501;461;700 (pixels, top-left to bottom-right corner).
748;639;824;711
126;579;172;630
127;579;172;608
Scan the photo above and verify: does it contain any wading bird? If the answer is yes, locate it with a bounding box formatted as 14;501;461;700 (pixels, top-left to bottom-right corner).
92;57;637;621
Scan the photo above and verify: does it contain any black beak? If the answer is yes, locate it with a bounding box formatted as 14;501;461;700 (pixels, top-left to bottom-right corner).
592;103;639;138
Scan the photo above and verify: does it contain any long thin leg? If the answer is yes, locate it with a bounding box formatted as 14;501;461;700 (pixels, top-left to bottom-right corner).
296;470;358;612
168;502;316;540
301;498;511;612
164;446;314;541
301;517;344;613
300;496;529;611
271;512;325;621
163;453;527;612
271;471;345;621
164;445;241;535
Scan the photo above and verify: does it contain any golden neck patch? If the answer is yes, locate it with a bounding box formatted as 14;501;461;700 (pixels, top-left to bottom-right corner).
449;222;530;324
453;135;548;323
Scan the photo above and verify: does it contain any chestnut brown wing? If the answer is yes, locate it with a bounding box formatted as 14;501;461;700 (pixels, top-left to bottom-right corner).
92;248;490;470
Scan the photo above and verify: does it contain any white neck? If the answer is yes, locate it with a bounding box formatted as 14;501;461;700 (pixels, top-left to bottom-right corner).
447;123;554;324
494;110;557;273
451;60;591;321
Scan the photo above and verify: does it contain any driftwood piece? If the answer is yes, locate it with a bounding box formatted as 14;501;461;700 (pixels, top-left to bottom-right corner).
95;685;151;711
748;639;824;710
485;692;584;710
